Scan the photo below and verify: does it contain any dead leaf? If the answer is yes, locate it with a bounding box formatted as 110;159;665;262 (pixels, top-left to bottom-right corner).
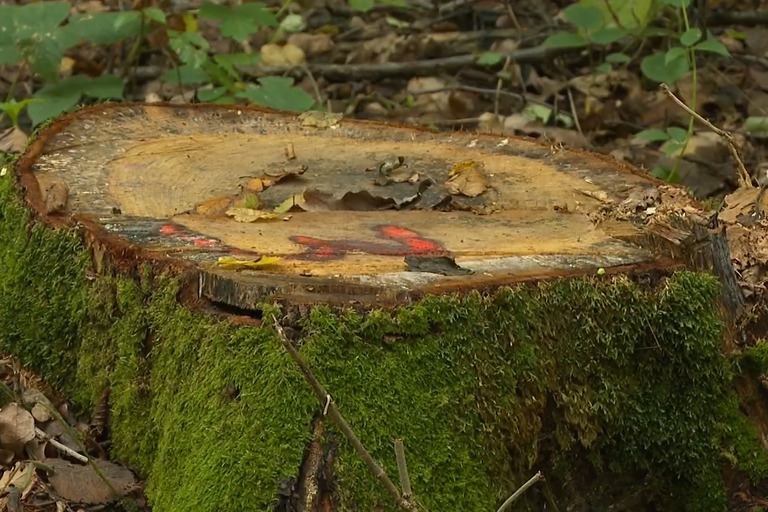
260;43;306;66
216;256;281;270
44;179;69;215
244;178;267;192
720;186;761;224
195;195;233;215
225;207;279;222
286;33;334;55
0;126;28;153
265;165;307;180
46;458;137;504
0;403;35;455
299;111;342;129
445;161;487;197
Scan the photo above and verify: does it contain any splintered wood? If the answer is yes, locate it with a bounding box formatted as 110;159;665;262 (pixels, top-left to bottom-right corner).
18;104;697;307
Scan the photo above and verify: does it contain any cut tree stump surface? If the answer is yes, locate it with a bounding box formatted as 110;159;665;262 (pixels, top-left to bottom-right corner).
19;104;680;307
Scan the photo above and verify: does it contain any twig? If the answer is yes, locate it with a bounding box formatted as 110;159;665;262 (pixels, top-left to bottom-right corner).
272;316;417;512
394;439;412;499
496;471;544;512
566;87;583;137
254;46;566;80
660;83;752;188
35;427;88;463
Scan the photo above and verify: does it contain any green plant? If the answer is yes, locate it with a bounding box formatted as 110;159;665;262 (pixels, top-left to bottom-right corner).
544;0;730;182
0;1;333;127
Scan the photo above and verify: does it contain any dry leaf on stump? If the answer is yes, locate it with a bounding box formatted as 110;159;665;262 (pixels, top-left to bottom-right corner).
445;161;488;197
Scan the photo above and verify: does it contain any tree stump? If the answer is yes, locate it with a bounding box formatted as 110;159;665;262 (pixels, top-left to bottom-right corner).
5;104;768;512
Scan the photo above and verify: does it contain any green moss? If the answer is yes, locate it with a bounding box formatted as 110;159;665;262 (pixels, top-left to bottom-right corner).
1;167;767;512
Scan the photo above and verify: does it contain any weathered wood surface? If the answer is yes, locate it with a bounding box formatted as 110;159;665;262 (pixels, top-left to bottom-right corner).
17;104;702;308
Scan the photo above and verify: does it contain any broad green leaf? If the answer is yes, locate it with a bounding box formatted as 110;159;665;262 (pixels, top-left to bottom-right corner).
349;0;375;11
241;76;315;112
28;76;88;126
63;12;142;45
605;52;630;64
666;126;688;142
659;0;690;6
214;52;261;79
680;28;702;46
160;65;210;84
663;139;685;157
582;0;654;31
20;36;65;82
664;47;687;66
595;62;612;74
0;45;20;65
198;87;228;102
476;52;504;66
636;129;670;142
589;27;627;45
0;6;16;45
744;116;768;138
12;1;70;36
143;7;166;24
168;31;210;68
0;98;38;126
562;4;603;30
82;75;124;99
641;51;689;83
543;32;589;49
200;2;276;41
693;38;730;57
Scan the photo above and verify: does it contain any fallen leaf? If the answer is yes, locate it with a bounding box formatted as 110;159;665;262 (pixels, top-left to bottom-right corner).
225;207;279;222
265;164;307;180
287;32;334;55
46;458;137;504
720;186;761;224
216;256;281;270
0;126;28;153
244;178;267;192
445;161;488;197
299;110;343;129
0;403;35;456
405;255;473;276
195;195;233;215
274;192;305;213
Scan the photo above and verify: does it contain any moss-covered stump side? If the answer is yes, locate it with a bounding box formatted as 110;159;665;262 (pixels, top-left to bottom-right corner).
1;171;767;512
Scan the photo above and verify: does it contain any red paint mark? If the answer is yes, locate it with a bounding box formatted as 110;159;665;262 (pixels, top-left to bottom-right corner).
193;239;217;247
291;224;445;261
160;224;178;235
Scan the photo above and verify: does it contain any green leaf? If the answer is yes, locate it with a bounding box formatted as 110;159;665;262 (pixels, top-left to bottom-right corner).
28;76;89;126
81;75;124;99
636;129;670;142
641;51;689;83
744;116;768;138
664;47;688;66
142;7;166;24
160;65;210;84
349;0;375;11
659;0;690;7
663;140;685;157
168;31;210;68
19;36;66;82
280;13;305;33
0;98;38;126
543;32;589;49
651;165;680;183
666;126;688;142
200;2;277;42
198;87;228;102
0;45;21;65
213;52;261;79
476;52;504;67
581;0;655;31
589;27;627;45
595;62;612;74
680;28;702;46
562;4;603;30
605;52;630;64
12;1;70;36
241;76;315;112
693;38;730;57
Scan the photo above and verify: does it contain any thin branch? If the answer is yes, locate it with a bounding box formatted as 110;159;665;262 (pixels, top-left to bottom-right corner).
254;46;566;81
272;316;417;512
660;83;752;188
496;471;544;512
394;439;412;499
35;427;88;464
